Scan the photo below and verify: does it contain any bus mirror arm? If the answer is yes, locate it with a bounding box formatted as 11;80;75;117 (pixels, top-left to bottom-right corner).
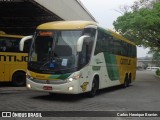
77;35;90;52
19;35;33;51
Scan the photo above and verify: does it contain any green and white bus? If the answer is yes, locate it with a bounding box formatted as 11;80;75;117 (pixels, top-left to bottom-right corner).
21;21;137;97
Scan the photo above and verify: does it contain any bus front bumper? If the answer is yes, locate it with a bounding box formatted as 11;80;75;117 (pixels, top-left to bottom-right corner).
26;78;80;94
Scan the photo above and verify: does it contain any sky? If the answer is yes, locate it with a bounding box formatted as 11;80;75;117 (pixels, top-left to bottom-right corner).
80;0;150;58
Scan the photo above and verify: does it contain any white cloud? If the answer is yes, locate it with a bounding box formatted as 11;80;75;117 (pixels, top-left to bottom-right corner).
137;47;150;57
80;0;136;29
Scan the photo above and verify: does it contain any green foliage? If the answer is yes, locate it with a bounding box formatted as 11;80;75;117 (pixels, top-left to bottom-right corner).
149;50;160;66
156;69;160;76
113;2;160;50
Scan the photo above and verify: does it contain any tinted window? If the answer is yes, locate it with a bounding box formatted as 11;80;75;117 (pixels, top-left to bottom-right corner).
0;37;20;52
94;30;112;55
94;29;136;58
0;37;32;53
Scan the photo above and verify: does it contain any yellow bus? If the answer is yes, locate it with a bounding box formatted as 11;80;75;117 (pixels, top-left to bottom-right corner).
21;21;137;97
0;31;32;86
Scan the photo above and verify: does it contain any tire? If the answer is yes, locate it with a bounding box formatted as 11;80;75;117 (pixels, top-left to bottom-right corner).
129;74;132;84
49;93;54;96
123;75;129;88
12;72;26;87
87;78;99;98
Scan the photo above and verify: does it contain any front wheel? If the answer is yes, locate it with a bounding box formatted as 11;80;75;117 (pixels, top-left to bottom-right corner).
87;78;99;98
12;72;26;87
49;93;54;96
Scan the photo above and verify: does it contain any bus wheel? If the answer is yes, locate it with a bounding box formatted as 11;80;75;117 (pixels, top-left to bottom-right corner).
12;71;26;87
123;75;129;88
49;93;54;96
87;77;99;98
129;74;132;84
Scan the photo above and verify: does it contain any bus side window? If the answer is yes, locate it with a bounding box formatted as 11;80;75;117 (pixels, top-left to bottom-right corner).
0;40;6;52
95;30;113;55
1;39;20;52
5;40;13;52
94;31;101;55
95;30;107;55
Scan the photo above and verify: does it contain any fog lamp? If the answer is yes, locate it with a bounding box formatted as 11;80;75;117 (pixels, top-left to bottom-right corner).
69;87;73;91
27;84;31;88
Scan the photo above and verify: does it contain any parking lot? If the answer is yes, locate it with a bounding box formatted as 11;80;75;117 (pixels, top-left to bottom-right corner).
0;71;160;119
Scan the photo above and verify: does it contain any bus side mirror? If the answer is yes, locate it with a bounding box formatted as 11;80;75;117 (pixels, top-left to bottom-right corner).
77;35;90;52
19;35;33;51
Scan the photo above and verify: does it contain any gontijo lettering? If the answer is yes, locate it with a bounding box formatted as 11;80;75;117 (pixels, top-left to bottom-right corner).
0;55;28;62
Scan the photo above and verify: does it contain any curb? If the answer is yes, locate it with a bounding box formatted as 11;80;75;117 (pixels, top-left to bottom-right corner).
154;75;160;79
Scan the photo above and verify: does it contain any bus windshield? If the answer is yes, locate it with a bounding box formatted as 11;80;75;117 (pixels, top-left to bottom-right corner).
29;30;83;74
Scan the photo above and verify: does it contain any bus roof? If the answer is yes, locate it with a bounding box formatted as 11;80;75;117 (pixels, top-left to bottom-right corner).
37;21;97;30
108;29;136;46
97;27;135;46
0;32;24;38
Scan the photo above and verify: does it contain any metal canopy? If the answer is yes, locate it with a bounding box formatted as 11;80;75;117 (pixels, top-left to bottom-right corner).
0;0;62;35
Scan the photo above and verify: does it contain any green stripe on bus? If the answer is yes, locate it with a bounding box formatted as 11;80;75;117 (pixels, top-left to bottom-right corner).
103;53;119;81
49;73;71;80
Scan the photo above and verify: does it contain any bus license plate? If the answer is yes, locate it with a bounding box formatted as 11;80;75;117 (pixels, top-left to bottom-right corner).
43;86;53;90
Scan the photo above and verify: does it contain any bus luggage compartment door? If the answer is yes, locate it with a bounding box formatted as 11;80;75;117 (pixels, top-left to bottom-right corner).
0;63;4;81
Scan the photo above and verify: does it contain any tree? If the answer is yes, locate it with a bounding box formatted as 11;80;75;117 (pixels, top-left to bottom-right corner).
149;51;160;66
113;1;160;50
131;0;159;11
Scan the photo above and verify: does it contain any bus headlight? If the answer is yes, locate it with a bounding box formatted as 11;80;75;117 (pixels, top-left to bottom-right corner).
67;74;81;82
27;83;31;88
68;78;73;82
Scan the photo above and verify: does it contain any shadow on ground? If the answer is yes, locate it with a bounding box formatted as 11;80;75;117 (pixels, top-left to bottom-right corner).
0;82;12;87
31;85;132;102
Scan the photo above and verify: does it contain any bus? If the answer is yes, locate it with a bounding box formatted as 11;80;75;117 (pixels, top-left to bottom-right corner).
0;31;32;86
21;21;137;97
146;67;160;71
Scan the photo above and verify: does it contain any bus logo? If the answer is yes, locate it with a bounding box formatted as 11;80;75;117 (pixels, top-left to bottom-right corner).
2;112;11;117
81;82;89;92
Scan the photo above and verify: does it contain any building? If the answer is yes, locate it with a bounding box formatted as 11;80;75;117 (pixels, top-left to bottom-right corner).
0;0;96;35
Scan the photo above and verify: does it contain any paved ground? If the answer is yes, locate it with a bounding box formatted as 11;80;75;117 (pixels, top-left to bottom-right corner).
0;70;160;120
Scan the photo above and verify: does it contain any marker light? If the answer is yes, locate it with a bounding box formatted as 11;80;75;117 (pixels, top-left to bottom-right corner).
72;75;80;79
67;72;81;82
